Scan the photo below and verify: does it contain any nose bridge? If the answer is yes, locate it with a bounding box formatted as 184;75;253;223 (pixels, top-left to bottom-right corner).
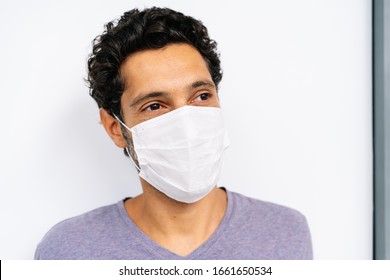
172;103;188;110
170;89;190;110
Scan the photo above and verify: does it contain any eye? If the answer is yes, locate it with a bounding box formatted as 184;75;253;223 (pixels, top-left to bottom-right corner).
145;103;161;111
196;93;210;101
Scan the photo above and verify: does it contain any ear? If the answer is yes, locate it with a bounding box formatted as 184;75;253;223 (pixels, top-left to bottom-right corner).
99;108;127;148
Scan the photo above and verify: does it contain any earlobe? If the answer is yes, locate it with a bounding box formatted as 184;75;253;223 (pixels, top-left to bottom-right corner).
99;108;127;148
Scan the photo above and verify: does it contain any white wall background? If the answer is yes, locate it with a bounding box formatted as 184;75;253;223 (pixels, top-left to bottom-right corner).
0;0;372;259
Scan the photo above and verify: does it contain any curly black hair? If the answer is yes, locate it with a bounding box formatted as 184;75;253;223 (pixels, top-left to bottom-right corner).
87;7;223;118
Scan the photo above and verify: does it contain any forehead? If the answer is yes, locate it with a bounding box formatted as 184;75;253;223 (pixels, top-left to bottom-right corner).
120;43;212;95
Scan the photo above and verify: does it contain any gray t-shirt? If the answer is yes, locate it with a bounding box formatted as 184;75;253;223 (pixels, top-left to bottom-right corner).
35;189;312;259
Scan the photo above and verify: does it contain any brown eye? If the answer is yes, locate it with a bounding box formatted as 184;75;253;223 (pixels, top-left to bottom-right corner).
147;103;160;111
199;93;210;100
190;92;213;105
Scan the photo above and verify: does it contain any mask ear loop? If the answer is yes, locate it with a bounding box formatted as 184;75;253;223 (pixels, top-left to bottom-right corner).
113;114;141;172
125;147;141;172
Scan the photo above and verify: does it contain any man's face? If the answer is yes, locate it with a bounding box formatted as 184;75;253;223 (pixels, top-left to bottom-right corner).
119;43;220;128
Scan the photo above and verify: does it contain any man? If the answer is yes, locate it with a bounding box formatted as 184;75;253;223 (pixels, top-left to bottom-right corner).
35;7;312;259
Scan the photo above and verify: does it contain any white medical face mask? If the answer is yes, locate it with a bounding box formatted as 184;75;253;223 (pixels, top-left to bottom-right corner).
115;105;229;203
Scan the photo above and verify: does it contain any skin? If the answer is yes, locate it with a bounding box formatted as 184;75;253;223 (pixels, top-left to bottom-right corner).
100;43;227;257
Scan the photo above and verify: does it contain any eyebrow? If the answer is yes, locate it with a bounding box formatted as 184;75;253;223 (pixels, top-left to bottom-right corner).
188;80;216;91
129;80;216;108
129;91;168;108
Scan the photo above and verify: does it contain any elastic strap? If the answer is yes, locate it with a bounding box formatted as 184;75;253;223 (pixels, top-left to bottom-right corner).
113;114;140;172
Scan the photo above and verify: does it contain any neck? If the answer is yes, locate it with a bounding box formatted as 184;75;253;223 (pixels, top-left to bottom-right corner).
124;179;227;256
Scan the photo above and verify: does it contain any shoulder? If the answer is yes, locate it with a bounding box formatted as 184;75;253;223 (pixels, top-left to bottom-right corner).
226;190;313;259
35;202;124;260
228;190;307;223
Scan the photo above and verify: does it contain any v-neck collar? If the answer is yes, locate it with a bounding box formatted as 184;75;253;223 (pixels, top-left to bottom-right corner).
116;188;234;259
